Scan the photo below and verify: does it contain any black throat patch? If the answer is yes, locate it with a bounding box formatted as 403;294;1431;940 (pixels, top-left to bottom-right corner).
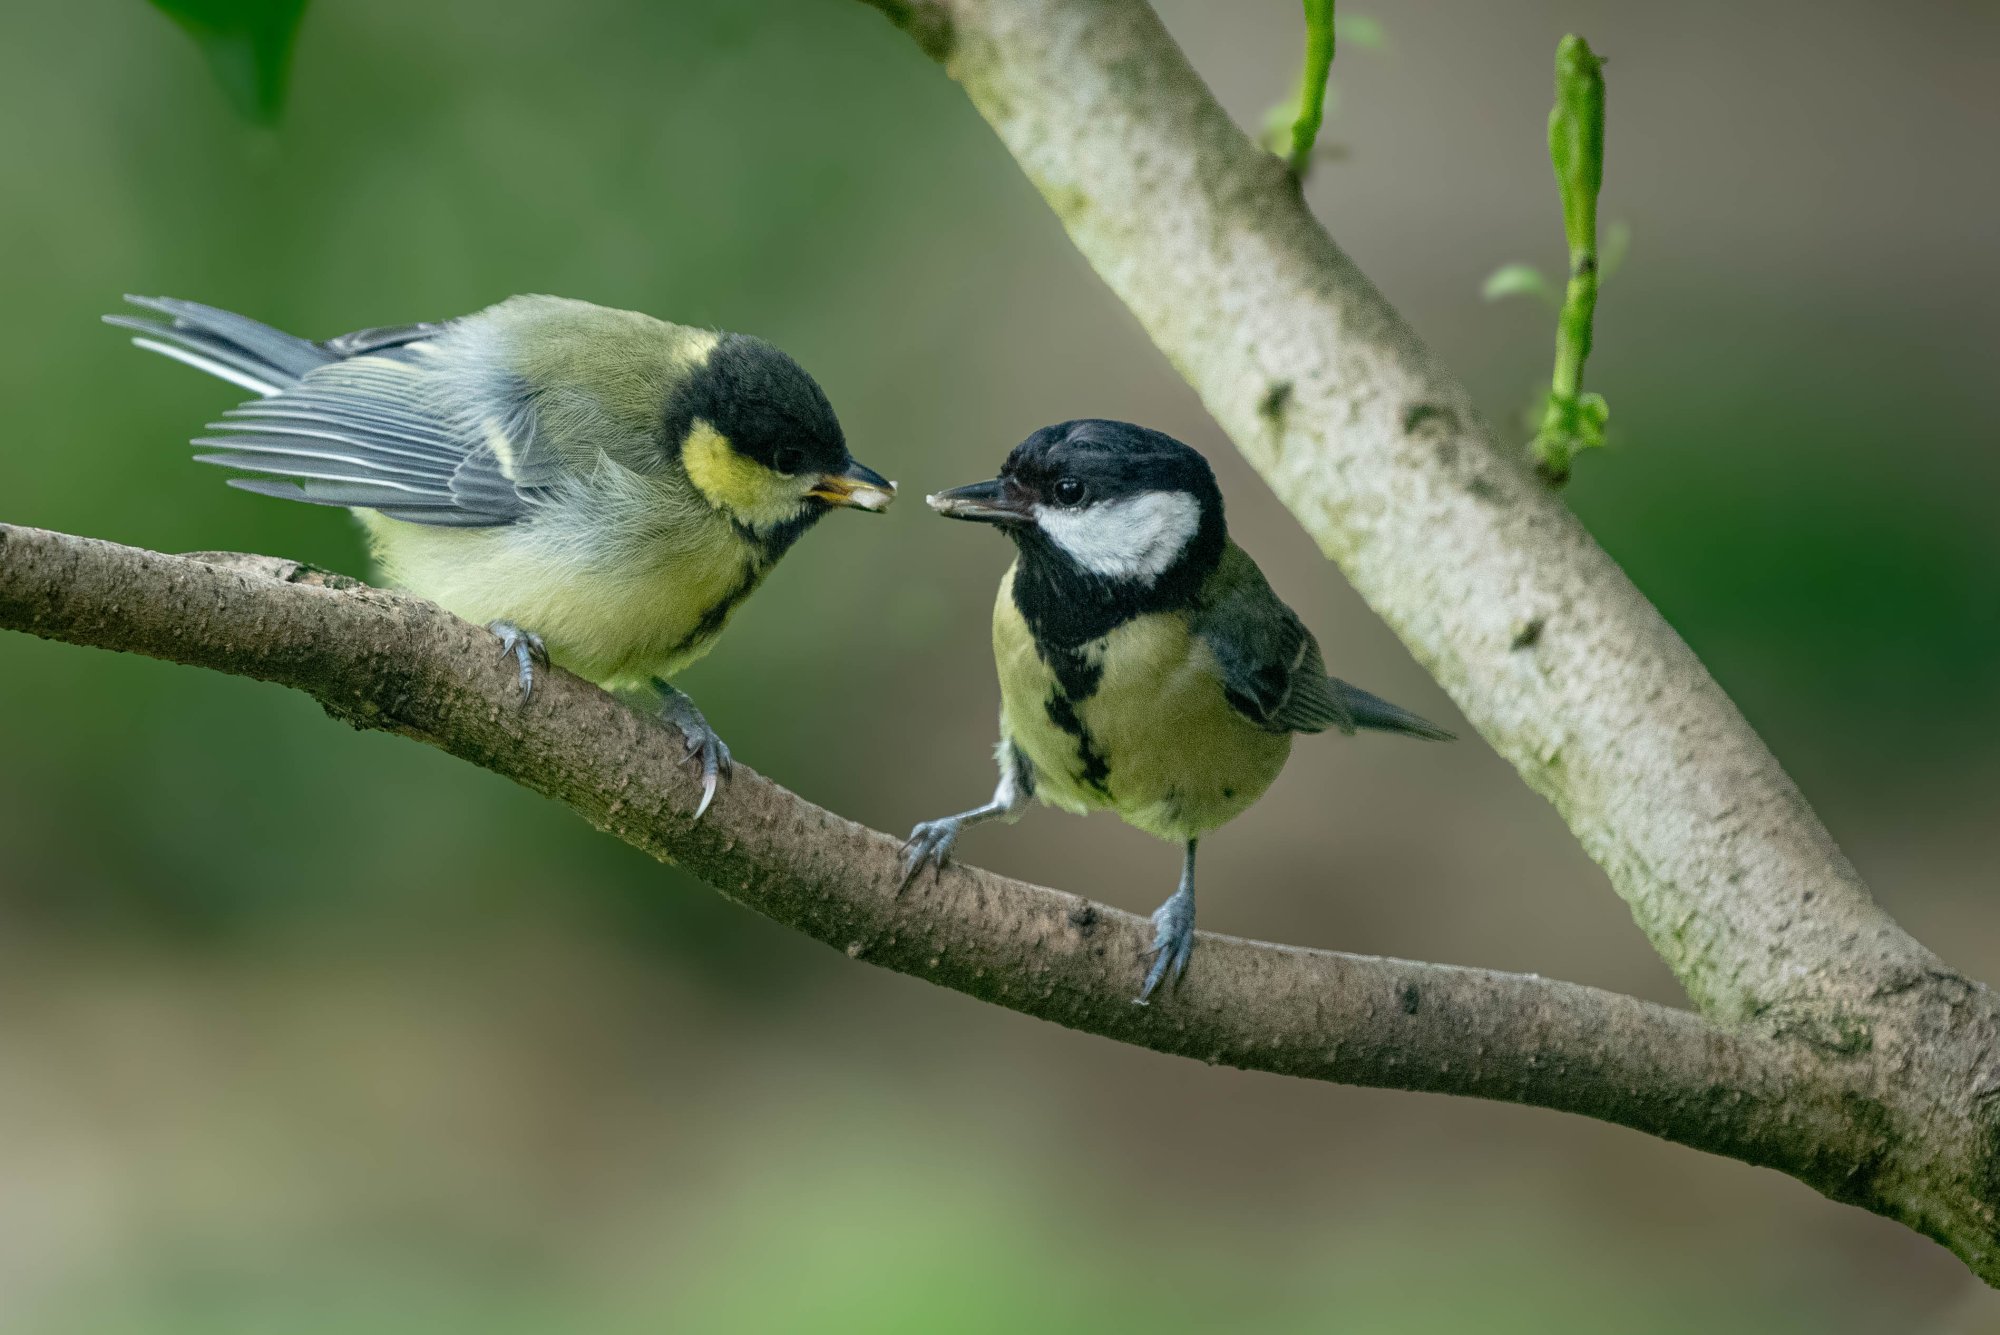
1007;505;1223;805
1007;503;1224;648
731;503;827;563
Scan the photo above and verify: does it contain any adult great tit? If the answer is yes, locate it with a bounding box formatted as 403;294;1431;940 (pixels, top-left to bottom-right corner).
903;419;1452;1002
108;294;895;817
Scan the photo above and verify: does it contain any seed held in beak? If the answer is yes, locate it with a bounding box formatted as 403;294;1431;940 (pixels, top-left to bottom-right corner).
925;477;1031;525
811;461;897;512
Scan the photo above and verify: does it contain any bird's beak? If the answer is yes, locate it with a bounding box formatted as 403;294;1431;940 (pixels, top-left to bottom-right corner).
810;461;897;512
925;477;1032;526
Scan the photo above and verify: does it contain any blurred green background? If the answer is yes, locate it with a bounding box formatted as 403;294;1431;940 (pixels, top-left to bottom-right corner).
3;0;1998;1329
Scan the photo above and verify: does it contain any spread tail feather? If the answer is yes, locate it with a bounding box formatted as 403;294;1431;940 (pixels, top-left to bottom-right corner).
1333;680;1455;741
105;296;336;398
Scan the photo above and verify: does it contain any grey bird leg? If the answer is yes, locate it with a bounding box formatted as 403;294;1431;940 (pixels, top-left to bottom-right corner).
653;679;733;821
488;621;548;701
900;742;1033;892
1137;840;1198;1004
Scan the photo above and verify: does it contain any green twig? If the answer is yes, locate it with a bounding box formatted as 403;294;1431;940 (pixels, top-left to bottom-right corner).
1285;0;1337;176
1531;34;1608;485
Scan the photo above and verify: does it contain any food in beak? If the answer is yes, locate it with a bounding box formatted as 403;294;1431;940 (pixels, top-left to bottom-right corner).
924;478;1027;525
811;464;897;512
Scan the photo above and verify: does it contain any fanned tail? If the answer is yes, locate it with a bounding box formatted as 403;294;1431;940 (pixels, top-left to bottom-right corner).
104;295;336;398
1332;679;1456;741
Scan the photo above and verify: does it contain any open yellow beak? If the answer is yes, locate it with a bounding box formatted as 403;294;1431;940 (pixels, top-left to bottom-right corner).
810;461;897;512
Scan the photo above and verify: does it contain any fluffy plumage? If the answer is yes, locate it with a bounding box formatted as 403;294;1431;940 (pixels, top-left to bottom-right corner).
906;418;1451;999
111;293;895;816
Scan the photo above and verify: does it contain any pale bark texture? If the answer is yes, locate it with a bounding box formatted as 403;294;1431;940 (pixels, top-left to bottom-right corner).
2;0;1998;1289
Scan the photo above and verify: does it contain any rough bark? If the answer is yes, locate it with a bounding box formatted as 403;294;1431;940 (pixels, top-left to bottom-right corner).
0;524;1897;1199
853;0;2000;1282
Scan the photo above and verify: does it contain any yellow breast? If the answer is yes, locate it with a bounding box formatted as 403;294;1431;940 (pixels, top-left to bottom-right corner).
992;564;1291;843
358;490;768;690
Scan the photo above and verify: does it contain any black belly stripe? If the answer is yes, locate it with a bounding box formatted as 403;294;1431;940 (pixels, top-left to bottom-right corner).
1042;641;1103;699
1044;683;1112;799
668;559;763;660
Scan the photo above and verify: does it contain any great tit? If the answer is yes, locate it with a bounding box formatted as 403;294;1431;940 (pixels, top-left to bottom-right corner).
903;419;1452;1002
108;294;895;817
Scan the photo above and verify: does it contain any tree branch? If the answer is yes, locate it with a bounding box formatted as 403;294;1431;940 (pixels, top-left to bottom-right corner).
852;0;2000;1280
0;522;1880;1191
866;0;1928;1026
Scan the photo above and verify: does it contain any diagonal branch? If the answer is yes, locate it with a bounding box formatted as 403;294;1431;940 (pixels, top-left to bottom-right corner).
849;0;2000;1281
0;522;1880;1193
858;0;1936;1023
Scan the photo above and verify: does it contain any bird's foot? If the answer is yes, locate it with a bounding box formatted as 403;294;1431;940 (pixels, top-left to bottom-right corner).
488;621;548;701
898;815;966;894
657;684;732;821
1137;882;1196;1004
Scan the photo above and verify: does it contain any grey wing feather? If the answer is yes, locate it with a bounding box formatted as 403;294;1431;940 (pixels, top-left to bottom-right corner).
201;350;537;526
1222;619;1356;735
319;321;454;357
111;295;553;529
1197;574;1355;737
1204;601;1452;739
1196;546;1450;740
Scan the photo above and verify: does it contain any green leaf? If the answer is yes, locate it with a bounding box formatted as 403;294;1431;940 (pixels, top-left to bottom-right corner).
1260;95;1301;156
1334;14;1386;51
1601;218;1632;280
1481;263;1553;304
147;0;310;125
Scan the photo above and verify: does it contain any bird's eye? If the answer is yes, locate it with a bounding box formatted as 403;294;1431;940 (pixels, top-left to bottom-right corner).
1053;477;1087;507
773;447;807;474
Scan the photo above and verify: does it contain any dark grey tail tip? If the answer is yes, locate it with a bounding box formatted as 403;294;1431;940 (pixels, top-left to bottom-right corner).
1379;719;1455;742
1380;714;1456;742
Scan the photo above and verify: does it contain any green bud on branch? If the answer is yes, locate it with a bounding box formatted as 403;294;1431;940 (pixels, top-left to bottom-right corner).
1532;34;1609;485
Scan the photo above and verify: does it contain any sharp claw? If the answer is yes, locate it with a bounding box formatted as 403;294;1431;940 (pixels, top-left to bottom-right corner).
686;741;723;821
896;819;960;895
1135;884;1197;1005
656;685;730;822
487;622;548;703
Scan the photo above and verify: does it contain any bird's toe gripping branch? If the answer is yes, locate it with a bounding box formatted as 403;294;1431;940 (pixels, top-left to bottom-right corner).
898;815;967;893
1138;886;1195;1004
488;621;548;701
654;681;733;820
1138;843;1200;1004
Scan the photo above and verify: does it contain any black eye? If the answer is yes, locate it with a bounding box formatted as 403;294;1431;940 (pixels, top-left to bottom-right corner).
1053;477;1086;507
773;447;807;474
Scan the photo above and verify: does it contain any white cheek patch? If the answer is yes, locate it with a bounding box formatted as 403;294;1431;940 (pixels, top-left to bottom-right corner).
1036;490;1202;582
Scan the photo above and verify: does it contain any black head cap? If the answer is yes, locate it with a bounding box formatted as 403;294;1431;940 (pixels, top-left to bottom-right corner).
990;419;1228;645
666;333;850;476
1001;419;1223;517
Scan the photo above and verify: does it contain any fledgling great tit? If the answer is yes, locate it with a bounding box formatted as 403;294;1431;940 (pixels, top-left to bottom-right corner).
108;294;895;816
903;419;1453;1002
